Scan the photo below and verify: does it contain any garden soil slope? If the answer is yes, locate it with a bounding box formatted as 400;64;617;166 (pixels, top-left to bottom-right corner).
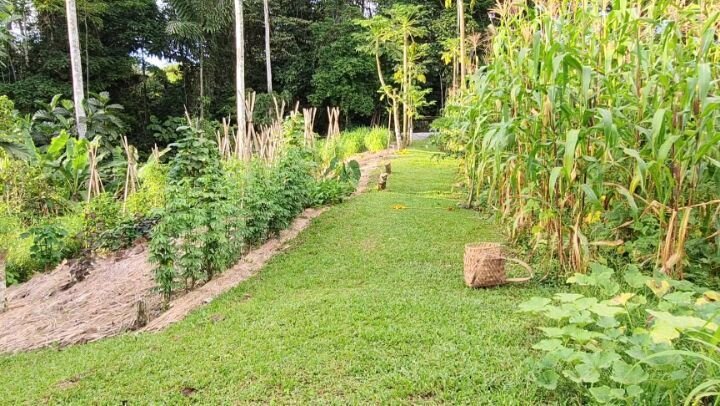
0;150;392;354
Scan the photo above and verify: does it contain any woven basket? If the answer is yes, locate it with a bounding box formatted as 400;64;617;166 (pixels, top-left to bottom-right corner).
463;243;533;288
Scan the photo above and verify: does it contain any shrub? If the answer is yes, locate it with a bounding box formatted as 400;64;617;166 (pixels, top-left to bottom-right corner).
0;209;32;284
3;208;83;283
243;148;315;243
83;193;123;248
125;161;167;216
0;158;68;220
21;224;68;271
150;125;240;299
364;127;390;152
96;215;160;252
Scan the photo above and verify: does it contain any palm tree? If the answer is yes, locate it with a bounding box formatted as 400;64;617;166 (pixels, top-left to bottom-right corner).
166;0;231;118
263;0;272;93
65;0;87;138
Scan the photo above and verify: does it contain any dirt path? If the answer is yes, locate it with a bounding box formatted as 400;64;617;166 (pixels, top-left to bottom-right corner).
0;150;392;353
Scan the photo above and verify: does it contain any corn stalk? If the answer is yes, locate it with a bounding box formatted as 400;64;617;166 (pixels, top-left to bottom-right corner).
439;0;720;276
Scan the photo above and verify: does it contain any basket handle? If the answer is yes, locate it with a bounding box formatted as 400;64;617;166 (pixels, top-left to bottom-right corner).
501;257;533;283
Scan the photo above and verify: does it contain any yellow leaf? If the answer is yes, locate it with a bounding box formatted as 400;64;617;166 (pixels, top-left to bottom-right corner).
696;290;720;306
646;279;671;298
609;293;635;306
649;321;679;344
703;290;720;301
392;204;408;210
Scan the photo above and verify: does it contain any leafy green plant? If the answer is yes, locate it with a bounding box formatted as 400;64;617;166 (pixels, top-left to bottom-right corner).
37;130;92;201
31;93;126;145
149;123;239;300
21;223;68;271
125;159;167;216
520;264;720;404
83;193;123;249
147;115;189;144
97;215;160;252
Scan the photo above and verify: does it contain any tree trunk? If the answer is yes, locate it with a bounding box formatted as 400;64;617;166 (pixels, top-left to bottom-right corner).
65;0;87;138
391;97;401;150
0;249;6;313
235;0;247;160
263;0;272;93
199;43;204;119
458;0;466;88
402;33;409;148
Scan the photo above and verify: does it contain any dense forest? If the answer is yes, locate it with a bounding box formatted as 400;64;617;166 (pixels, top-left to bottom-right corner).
0;0;490;150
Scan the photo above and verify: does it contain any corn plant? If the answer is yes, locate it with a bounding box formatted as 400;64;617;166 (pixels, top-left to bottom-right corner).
437;0;720;278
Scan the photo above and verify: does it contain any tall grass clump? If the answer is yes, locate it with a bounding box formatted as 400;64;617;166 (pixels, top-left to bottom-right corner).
436;0;720;281
364;127;390;152
339;127;370;157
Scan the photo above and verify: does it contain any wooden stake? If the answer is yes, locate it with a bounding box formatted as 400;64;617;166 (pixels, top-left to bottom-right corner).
378;173;388;191
121;136;138;211
87;138;104;202
242;91;256;161
303;107;317;147
327;107;340;140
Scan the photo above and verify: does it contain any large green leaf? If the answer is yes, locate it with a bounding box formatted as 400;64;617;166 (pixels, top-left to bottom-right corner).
536;369;559;390
563;129;579;180
611;360;649;385
518;297;551;313
590;386;625;404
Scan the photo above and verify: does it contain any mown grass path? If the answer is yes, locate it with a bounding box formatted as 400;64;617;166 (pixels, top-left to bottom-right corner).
0;145;558;404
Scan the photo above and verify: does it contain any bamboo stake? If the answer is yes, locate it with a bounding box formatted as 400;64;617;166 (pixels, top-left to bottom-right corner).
87;139;104;202
242;92;256;160
121;136;138;212
326;107;340;140
303;107;317;147
272;95;285;122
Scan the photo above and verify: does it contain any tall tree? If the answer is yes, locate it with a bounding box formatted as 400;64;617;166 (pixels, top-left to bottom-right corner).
166;0;231;118
234;0;246;159
443;0;466;90
263;0;272;93
65;0;87;138
457;0;465;87
358;4;428;148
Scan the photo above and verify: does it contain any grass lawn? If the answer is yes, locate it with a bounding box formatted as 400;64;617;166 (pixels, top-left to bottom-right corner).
0;144;564;404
